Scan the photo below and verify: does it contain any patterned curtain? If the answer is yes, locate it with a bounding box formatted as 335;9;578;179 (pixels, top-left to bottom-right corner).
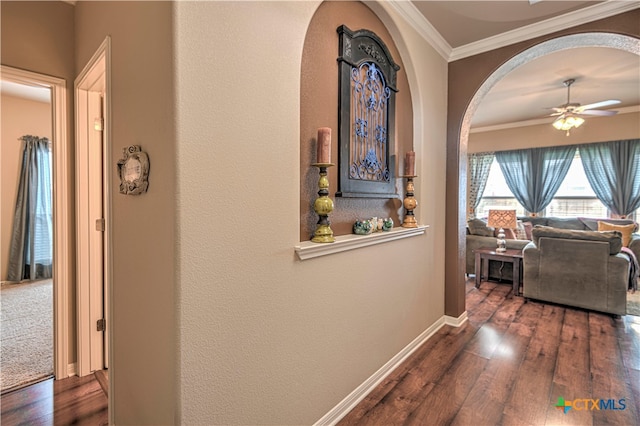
7;135;53;282
579;139;640;217
496;145;576;215
467;152;494;219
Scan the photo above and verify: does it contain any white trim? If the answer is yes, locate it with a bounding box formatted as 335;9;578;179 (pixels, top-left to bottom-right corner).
386;0;452;60
387;0;640;62
74;36;112;379
450;1;640;61
295;225;428;260
1;65;70;381
444;311;468;327
314;316;448;426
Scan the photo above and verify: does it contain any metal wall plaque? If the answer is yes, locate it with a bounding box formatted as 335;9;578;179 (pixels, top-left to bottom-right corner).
336;25;400;198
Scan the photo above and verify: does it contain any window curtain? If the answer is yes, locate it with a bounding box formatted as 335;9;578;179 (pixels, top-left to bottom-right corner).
467;152;494;219
579;139;640;218
7;136;53;282
496;145;576;215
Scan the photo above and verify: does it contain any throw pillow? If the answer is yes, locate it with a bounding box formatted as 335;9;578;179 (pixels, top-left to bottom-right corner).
597;221;635;247
522;221;533;240
468;218;494;237
495;227;516;240
514;220;528;240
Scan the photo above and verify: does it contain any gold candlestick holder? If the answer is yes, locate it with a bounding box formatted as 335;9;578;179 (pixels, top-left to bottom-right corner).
311;163;335;243
401;175;418;228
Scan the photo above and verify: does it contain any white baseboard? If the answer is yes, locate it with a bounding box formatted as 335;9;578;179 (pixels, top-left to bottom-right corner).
314;316;448;426
444;310;468;327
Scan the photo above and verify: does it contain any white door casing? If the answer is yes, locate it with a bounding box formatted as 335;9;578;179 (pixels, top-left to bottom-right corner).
1;65;71;379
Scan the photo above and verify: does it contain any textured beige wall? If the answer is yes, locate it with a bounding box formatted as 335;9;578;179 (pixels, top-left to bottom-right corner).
1;95;51;281
175;1;447;424
74;1;177;424
469;111;640;153
0;0;77;363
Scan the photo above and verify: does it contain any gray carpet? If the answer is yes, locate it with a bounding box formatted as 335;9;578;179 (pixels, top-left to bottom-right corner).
1;279;53;393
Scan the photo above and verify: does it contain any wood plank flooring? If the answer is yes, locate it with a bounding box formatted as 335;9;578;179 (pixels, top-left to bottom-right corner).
339;278;640;426
0;372;108;426
2;279;638;425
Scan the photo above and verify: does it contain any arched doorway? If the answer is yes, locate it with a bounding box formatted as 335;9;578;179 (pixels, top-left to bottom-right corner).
451;32;640;316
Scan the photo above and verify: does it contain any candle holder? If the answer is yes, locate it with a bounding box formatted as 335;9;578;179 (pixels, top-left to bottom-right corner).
311;163;335;243
401;175;418;228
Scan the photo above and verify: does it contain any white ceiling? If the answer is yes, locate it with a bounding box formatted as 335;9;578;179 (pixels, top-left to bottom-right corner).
1;80;50;104
471;47;640;128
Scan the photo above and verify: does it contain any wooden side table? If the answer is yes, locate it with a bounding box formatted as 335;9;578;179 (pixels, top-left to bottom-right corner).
474;247;524;296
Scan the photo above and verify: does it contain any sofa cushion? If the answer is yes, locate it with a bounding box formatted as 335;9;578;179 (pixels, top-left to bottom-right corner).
545;217;586;230
579;217;638;232
519;216;549;227
597;221;635;247
531;225;623;255
468;218;494;236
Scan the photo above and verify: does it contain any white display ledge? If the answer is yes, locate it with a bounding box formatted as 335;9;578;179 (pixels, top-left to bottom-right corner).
295;225;429;260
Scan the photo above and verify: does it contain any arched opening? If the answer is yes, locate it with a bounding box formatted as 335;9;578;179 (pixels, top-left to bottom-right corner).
456;32;640;312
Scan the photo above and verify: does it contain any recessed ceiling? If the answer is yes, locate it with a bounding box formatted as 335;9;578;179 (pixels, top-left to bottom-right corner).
471;47;640;128
411;0;600;48
407;1;640;129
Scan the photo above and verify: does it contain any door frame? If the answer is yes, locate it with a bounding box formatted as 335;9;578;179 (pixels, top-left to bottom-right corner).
74;36;112;377
1;65;71;379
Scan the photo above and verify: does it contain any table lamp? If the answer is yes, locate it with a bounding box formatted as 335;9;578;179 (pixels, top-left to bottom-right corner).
487;209;517;253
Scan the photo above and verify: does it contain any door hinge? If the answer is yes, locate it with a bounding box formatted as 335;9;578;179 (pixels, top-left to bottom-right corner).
95;218;105;232
97;318;106;332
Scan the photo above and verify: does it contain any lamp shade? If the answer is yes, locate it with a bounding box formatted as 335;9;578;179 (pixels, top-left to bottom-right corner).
487;209;517;230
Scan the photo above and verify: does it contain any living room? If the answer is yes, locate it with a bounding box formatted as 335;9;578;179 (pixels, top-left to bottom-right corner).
464;42;639;312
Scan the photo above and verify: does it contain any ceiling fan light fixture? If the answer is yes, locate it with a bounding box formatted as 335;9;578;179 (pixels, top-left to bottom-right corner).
553;113;584;134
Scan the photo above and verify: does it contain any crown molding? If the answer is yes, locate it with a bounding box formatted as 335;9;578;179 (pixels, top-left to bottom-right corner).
470;105;640;134
388;1;639;63
449;1;640;61
386;0;452;60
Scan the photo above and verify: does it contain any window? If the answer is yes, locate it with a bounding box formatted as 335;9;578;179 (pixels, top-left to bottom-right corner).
477;150;618;219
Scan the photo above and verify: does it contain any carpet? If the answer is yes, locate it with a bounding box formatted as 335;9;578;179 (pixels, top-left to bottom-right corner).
1;279;53;394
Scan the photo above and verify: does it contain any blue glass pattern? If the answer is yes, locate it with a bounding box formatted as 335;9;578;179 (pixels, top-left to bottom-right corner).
350;62;390;182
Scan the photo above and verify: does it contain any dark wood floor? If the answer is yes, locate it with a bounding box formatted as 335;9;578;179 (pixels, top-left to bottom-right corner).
2;280;639;425
0;372;108;426
339;278;640;426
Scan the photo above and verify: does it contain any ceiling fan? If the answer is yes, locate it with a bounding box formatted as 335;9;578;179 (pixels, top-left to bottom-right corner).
550;78;620;135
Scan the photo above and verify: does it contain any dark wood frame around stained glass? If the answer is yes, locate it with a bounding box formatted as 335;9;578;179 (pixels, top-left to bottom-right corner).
336;25;400;198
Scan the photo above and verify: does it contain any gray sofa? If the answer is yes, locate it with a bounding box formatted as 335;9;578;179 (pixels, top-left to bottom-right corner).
466;216;640;279
522;226;629;315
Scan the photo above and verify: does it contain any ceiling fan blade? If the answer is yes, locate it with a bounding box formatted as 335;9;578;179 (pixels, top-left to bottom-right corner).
578;109;618;116
575;99;621;111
